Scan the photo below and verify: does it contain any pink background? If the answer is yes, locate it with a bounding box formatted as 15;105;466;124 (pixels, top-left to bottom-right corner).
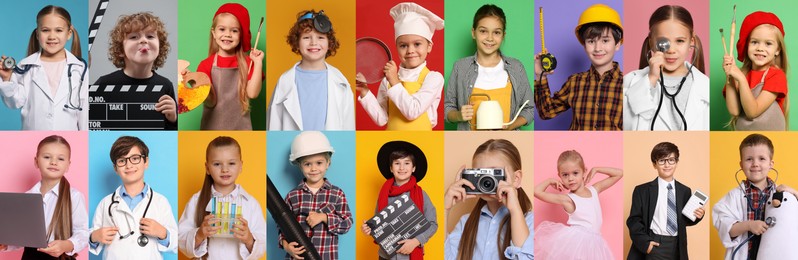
622;0;711;75
533;131;624;259
0;131;89;260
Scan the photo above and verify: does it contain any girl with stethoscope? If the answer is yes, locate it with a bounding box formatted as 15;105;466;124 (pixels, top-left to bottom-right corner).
89;136;177;259
0;5;88;130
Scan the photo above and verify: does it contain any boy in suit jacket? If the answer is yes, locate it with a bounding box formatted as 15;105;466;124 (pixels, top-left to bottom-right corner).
627;142;705;260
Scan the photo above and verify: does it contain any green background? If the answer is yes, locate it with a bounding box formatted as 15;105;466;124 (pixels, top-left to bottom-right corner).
177;0;267;130
443;0;535;130
709;0;798;130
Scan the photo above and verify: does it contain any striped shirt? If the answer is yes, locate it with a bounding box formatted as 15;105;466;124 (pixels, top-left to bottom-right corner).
535;62;623;130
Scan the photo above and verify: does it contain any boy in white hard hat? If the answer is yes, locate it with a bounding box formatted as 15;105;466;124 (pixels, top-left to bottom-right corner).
277;131;353;260
356;2;445;130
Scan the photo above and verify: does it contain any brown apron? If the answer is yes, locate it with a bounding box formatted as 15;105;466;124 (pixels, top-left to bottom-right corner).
200;55;252;130
736;69;786;131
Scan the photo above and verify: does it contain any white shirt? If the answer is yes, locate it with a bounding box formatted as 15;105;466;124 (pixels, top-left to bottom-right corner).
651;177;678;236
3;181;90;255
474;59;509;90
358;61;443;127
178;185;266;260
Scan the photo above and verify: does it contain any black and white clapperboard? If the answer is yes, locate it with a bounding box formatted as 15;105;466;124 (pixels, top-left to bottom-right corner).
366;194;430;257
89;85;165;130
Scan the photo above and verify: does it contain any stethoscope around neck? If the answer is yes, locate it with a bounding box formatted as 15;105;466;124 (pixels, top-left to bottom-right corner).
4;56;87;111
108;186;154;247
649;37;698;131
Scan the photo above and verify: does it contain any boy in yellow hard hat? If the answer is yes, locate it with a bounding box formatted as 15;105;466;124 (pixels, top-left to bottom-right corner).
534;4;623;130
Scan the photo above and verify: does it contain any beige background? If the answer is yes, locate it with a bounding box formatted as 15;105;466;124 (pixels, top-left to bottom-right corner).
623;132;710;259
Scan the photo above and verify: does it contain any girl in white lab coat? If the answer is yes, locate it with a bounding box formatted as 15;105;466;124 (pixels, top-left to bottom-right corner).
178;136;267;260
89;136;178;259
0;5;88;130
268;10;355;131
0;135;89;259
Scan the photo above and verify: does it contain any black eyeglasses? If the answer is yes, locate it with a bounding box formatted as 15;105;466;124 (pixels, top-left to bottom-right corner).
115;154;147;167
656;157;678;165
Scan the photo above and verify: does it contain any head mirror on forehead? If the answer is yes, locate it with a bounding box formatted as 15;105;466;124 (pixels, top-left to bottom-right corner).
299;10;332;33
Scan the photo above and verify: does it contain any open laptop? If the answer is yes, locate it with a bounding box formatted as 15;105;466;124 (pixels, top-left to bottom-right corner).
0;193;47;248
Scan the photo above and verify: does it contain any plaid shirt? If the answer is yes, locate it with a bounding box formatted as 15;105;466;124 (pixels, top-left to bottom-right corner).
744;178;775;259
278;179;352;260
535;62;623;130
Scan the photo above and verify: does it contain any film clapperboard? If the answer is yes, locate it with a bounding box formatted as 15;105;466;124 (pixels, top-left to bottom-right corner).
366;194;430;257
89;84;166;130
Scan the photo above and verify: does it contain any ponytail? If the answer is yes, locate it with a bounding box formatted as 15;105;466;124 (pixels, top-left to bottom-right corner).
47;177;73;254
194;174;215;226
27;29;40;56
691;35;705;73
638;35;653;70
70;27;82;58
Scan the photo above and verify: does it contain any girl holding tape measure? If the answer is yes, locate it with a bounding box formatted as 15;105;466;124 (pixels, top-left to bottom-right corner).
0;5;88;130
355;2;444;131
177;136;266;260
0;135;89;259
444;4;535;131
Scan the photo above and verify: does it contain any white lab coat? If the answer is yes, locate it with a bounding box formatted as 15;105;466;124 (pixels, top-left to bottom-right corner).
178;185;266;260
358;62;443;128
623;62;709;131
0;51;88;130
712;184;772;260
268;62;355;130
90;186;178;259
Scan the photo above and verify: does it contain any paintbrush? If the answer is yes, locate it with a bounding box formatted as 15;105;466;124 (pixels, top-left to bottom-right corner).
248;17;265;73
720;28;728;55
729;5;736;57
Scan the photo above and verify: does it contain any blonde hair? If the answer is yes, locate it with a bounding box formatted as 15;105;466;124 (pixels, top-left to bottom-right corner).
209;13;249;113
557;150;586;173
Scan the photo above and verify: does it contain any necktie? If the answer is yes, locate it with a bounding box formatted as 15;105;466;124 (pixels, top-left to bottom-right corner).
667;183;677;235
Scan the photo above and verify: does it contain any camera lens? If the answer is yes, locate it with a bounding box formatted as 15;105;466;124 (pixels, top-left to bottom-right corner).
477;175;497;193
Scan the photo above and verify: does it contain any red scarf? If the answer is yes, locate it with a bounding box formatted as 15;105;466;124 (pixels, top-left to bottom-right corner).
377;176;424;260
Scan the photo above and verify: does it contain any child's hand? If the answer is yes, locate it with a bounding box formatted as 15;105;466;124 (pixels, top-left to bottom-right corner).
459;104;474;122
156;94;177;123
395;238;421;255
140;218;167;240
91;227;119;245
585;168;598;185
361;221;372;236
38;240;73;257
748;220;769;235
648;51;665;86
534;53;555;78
0;56;12;82
355;73;370;98
722;55;744;83
198;214;221;240
306;212;327;228
445;165;476;210
776;184;798;198
647;241;660;254
496;179;521;213
384;60;400;86
232;217;255;248
693;207;705;219
0;244;6;251
548;178;565;192
283;241;306;260
249;48;264;63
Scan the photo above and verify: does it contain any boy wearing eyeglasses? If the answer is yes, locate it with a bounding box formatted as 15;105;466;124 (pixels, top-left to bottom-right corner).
626;142;704;260
88;136;178;259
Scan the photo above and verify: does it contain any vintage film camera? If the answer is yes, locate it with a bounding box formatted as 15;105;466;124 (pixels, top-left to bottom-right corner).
462;168;505;194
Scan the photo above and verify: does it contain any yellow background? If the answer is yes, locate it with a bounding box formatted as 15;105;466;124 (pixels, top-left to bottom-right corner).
265;0;356;110
177;131;267;260
622;132;710;259
443;132;535;233
355;131;445;259
709;132;798;259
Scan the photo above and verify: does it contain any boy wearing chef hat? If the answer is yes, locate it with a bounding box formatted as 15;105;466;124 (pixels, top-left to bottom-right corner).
356;2;445;131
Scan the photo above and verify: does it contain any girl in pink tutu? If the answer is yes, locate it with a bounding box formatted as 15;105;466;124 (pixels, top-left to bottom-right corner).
533;150;622;260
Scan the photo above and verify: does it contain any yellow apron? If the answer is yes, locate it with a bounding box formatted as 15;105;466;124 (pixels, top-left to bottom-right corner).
470;81;512;130
386;67;432;130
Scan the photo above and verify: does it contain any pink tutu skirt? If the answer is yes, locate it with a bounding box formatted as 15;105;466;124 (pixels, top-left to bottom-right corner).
534;221;614;260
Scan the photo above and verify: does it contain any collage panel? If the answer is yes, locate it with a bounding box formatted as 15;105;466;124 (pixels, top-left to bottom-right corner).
266;131;356;259
87;0;178;130
623;131;710;259
533;131;624;259
176;0;267;131
443;131;534;259
176;131;267;259
444;0;535;131
87;131;178;260
265;0;357;131
0;1;89;130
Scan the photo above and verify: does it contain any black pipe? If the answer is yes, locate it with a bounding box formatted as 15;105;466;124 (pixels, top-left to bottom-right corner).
267;176;321;260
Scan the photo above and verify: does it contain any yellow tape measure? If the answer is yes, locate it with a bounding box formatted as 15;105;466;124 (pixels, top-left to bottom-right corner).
539;7;557;72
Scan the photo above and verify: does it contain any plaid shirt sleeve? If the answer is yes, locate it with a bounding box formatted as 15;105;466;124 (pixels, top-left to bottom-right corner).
325;188;353;235
534;75;573;119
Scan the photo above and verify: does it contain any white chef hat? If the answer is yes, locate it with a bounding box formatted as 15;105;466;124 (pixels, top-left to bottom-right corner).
390;2;444;42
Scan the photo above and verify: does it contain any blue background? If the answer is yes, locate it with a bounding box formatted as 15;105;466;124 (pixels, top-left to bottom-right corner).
266;131;357;260
88;131;178;260
0;1;88;130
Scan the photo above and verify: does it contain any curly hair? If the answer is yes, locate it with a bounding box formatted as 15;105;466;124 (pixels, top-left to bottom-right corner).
286;10;340;58
107;12;170;69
